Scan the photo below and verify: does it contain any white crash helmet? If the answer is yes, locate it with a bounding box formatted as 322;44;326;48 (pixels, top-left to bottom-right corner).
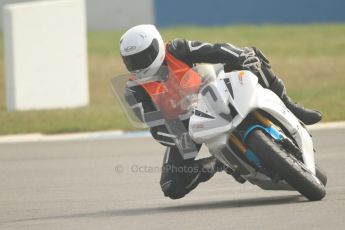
120;24;165;83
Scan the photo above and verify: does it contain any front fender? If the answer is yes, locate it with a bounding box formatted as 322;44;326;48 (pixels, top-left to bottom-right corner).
255;88;316;174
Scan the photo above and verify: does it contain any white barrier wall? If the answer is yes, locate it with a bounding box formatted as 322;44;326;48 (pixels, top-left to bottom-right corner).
3;0;89;111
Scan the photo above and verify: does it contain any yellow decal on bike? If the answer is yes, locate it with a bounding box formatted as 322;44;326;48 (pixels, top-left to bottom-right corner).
238;71;245;85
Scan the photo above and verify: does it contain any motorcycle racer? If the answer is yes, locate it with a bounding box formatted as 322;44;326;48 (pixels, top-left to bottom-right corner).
119;24;322;199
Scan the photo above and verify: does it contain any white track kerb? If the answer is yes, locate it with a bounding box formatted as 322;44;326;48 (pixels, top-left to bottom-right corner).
0;121;344;144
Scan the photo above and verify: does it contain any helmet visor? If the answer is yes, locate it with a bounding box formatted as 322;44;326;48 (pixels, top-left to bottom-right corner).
122;39;159;72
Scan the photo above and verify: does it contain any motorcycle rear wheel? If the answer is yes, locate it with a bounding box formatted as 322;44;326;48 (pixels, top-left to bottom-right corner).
246;129;326;201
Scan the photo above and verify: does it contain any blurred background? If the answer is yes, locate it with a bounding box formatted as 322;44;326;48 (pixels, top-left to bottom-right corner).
0;0;344;135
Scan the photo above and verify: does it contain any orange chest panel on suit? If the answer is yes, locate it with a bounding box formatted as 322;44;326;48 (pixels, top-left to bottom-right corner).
138;48;201;119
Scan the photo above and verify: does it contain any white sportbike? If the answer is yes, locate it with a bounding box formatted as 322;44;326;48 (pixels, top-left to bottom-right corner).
112;64;327;201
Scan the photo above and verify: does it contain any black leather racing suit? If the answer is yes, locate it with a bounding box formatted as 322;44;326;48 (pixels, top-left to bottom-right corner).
125;38;321;199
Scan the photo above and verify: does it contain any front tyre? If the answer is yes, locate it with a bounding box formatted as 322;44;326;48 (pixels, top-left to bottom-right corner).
246;129;326;201
315;163;327;186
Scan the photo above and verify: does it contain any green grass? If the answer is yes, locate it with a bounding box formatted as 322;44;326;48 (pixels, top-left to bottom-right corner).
0;24;345;135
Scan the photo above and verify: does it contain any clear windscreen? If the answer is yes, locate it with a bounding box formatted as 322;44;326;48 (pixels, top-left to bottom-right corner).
111;64;221;159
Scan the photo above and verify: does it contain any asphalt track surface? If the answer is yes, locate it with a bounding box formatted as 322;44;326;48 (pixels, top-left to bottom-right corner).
0;128;344;230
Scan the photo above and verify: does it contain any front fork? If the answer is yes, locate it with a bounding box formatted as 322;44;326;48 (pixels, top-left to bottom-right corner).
228;111;283;167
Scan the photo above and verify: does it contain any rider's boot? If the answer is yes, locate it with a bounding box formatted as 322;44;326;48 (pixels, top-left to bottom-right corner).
195;156;224;182
196;157;247;184
160;148;224;200
183;157;224;193
269;77;322;125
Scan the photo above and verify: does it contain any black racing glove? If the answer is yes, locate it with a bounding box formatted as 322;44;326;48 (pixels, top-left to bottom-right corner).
239;47;262;72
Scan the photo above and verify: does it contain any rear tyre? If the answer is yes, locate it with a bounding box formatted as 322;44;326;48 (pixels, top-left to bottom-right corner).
246;129;326;201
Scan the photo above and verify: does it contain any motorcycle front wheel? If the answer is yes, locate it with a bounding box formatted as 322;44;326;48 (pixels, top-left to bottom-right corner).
315;163;327;186
246;129;326;201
